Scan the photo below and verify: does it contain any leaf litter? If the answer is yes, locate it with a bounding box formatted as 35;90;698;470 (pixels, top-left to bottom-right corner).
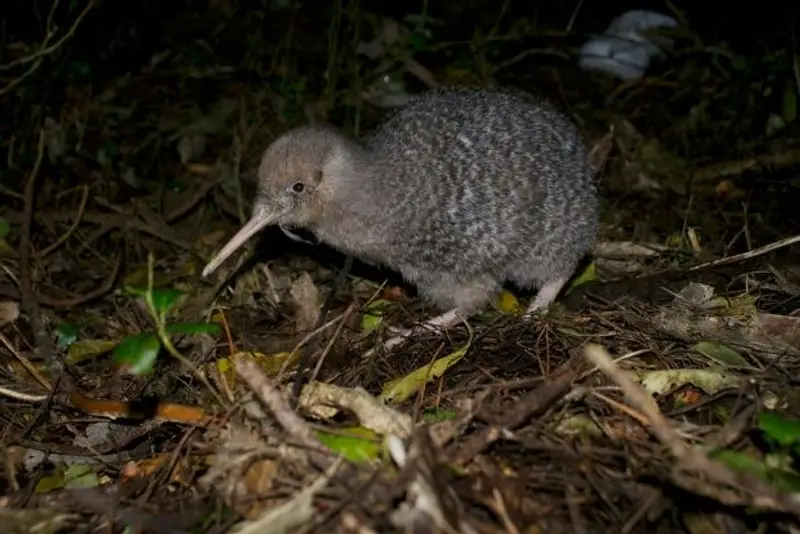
2;2;800;534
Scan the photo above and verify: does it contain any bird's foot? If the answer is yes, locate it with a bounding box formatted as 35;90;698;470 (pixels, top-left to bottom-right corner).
521;276;570;320
362;327;414;360
362;308;465;359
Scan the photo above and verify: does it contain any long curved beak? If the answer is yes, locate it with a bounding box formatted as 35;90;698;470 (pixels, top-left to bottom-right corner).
202;209;282;277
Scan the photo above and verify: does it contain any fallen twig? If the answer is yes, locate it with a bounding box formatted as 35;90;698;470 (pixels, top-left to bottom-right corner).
686;234;800;273
2;210;197;252
307;302;359;385
36;252;122;308
165;174;221;223
234;356;327;454
452;360;578;465
583;342;800;518
17;129;64;378
35;185;90;258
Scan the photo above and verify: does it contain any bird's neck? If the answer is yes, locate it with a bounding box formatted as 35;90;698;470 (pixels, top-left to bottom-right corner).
312;134;398;258
325;134;394;214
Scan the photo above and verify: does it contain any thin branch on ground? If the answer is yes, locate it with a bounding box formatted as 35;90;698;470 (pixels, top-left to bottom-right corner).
583;342;800;518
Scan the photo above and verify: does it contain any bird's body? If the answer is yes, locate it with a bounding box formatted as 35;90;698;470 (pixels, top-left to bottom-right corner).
204;87;600;347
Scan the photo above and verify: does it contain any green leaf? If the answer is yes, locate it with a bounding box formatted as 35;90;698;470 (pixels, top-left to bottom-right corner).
555;414;603;438
711;449;767;477
360;299;393;334
757;412;800;449
150;288;185;316
54;323;79;350
316;426;381;463
0;218;10;239
66;339;117;364
122;285;148;297
692;341;755;369
35;468;66;493
713;404;732;423
421;407;457;422
166;322;221;335
380;341;470;404
567;262;597;292
770;469;800;493
732;451;800;493
63;464;100;489
112;332;162;375
495;290;520;314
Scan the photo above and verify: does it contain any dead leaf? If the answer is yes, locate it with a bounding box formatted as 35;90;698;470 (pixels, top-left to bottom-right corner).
299;381;413;437
66;339;117;364
0;301;20;326
636;368;739;396
201;425;282;519
290;272;321;333
230;460;340;534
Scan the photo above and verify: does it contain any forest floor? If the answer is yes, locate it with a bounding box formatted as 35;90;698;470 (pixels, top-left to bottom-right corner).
2;2;800;533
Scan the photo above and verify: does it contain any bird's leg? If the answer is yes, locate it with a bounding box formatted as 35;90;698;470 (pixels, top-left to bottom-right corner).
361;309;464;358
522;276;569;317
367;276;569;357
364;279;494;356
381;308;465;351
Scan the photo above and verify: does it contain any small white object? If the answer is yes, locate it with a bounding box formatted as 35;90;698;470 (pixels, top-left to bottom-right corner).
579;10;678;81
278;223;317;245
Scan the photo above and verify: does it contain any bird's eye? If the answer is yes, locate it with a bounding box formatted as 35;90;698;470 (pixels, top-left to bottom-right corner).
291;182;305;193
